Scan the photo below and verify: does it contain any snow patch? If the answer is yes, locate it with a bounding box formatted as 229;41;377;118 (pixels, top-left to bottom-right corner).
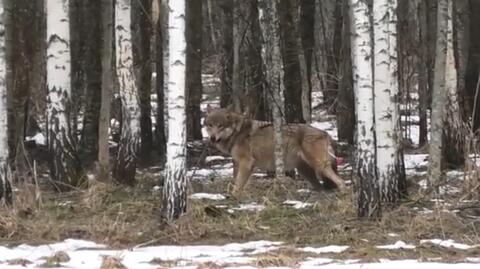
420;239;476;250
300;245;349;254
190;193;226;201
404;154;428;170
230;203;266;212
25;133;46;146
283;200;313;209
205;155;228;164
376;241;416;250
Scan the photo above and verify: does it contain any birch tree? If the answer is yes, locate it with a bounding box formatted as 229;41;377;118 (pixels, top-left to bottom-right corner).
113;0;141;185
162;0;187;221
443;0;465;167
373;0;405;202
349;0;378;218
0;1;11;204
258;0;285;178
427;0;448;185
46;0;83;188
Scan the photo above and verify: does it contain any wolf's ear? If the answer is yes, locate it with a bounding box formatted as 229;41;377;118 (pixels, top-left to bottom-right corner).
206;104;213;114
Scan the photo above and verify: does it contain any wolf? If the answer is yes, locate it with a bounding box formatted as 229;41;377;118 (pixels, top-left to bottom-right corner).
204;105;346;198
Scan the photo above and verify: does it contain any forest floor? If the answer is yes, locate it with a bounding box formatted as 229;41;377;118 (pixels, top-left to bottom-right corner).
1;75;480;268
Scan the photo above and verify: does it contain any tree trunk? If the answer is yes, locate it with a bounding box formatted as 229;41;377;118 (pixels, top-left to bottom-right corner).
113;0;141;185
453;0;469;120
79;0;102;167
373;0;406;203
349;0;379;219
427;0;448;185
292;0;311;123
426;0;438;106
97;0;114;180
186;0;203;141
443;0;465;167
132;0;153;164
46;0;84;189
5;0;33;184
244;0;268;121
300;0;315;121
417;0;429;146
0;1;12;205
466;0;480;129
336;0;355;144
219;0;233;108
162;0;188;221
69;0;86;141
259;0;286;178
154;0;166;162
232;0;245;112
278;0;304;123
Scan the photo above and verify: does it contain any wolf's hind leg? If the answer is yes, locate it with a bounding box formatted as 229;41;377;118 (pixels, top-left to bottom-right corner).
301;140;346;190
296;160;323;191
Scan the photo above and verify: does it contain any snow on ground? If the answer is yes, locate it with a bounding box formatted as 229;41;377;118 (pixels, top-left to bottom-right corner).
300;245;350;254
1;238;479;269
190;193;226;201
310;121;338;140
25;133;46;146
300;260;480;269
420;239;479;250
376;241;416;250
229;202;266;213
282;200;313;209
0;239;280;269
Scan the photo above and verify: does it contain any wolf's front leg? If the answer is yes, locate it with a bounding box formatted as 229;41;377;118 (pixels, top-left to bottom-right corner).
231;159;254;199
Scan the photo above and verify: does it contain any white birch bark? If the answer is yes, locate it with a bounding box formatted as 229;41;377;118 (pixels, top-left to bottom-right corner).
258;0;286;178
443;0;464;165
427;0;448;185
46;0;81;187
373;0;404;202
113;0;141;184
162;0;187;221
349;0;378;218
0;2;11;204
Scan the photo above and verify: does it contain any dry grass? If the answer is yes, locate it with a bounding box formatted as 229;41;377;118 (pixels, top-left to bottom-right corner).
100;256;127;269
0;171;479;263
40;251;70;267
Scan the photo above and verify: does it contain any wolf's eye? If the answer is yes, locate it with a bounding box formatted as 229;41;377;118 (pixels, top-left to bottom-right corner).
218;124;223;128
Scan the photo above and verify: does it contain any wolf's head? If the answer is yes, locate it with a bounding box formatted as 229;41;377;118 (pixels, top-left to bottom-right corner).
204;105;242;143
